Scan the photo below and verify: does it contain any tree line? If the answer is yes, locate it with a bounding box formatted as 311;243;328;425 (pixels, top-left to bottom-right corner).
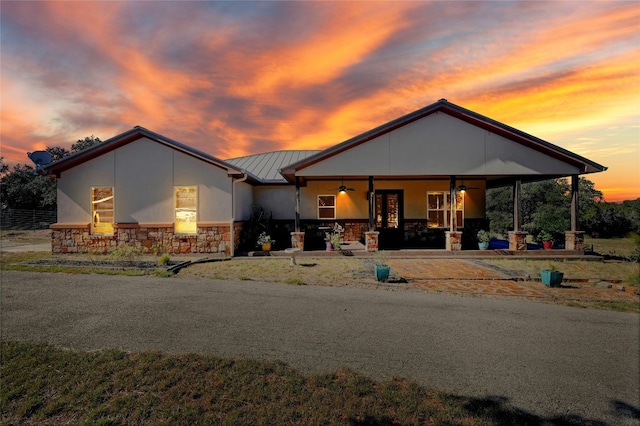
486;178;640;241
1;137;638;240
0;136;102;211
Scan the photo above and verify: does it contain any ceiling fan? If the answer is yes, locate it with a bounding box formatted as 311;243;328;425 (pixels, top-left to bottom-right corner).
333;179;355;193
457;180;480;193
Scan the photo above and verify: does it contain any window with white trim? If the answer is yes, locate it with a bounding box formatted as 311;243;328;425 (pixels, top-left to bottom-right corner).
175;186;197;234
91;187;114;235
427;191;463;228
317;195;336;219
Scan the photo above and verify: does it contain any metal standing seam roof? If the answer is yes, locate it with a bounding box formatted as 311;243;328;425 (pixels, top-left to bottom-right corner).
226;150;321;183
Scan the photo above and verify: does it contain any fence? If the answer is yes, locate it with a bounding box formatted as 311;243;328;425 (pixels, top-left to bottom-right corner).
0;209;57;230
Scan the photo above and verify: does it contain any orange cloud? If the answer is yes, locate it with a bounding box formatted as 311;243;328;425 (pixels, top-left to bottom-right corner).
230;2;419;97
2;1;638;202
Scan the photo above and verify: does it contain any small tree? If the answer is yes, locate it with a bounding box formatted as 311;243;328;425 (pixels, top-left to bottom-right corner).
0;136;103;211
71;135;102;153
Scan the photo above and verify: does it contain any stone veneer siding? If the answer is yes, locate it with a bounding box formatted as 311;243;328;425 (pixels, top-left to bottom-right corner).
51;222;243;256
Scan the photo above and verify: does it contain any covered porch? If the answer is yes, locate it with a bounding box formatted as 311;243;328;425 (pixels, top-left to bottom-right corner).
280;100;607;253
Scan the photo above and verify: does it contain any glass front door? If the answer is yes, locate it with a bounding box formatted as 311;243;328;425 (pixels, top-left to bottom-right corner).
375;190;403;249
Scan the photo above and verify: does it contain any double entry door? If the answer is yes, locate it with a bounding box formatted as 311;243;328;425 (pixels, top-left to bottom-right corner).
375;190;403;249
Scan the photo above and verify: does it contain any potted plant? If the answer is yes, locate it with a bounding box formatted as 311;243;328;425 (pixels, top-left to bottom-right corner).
324;232;334;251
538;231;553;250
257;232;274;252
477;229;490;250
374;251;390;282
540;264;563;287
325;230;342;251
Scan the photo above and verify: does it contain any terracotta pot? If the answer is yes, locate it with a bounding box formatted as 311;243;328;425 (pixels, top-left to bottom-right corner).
543;241;553;250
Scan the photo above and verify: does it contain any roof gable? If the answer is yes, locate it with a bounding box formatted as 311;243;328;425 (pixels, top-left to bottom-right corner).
281;99;607;182
45;126;244;178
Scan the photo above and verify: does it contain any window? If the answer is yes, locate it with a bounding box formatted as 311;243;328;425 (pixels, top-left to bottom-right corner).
175;186;197;234
92;187;114;235
318;195;336;219
427;191;463;228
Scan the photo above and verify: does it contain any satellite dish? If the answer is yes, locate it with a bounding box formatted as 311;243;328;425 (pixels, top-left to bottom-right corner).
27;151;53;175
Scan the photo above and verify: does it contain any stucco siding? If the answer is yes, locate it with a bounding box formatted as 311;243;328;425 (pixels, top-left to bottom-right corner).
115;139;174;223
389;114;486;175
56;138;235;226
483;132;579;175
297;179;484;221
173;150;232;222
254;186;296;219
297;112;581;177
57;151;116;223
234;181;253;221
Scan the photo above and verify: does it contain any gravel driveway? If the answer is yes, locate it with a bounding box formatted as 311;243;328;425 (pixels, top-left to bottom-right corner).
2;271;638;424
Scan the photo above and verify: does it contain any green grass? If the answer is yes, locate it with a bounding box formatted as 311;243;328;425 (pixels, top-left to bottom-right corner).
181;257;376;287
0;252;169;277
585;235;636;258
0;340;596;425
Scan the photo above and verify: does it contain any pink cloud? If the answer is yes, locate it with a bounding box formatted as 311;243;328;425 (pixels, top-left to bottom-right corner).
1;1;638;200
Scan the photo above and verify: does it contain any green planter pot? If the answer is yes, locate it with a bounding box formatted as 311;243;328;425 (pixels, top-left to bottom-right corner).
375;264;390;282
541;269;564;287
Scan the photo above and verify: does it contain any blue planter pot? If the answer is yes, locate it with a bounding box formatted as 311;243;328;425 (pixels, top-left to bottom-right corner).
375;264;390;282
541;269;564;287
478;241;489;250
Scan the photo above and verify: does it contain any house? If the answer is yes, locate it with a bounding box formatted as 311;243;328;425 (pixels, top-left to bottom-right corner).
45;99;607;255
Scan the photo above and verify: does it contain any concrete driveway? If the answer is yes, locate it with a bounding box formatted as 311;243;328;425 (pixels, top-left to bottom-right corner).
2;271;638;424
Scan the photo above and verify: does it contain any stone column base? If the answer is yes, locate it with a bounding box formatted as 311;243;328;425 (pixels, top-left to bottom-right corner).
565;231;585;251
365;231;379;252
290;232;305;251
445;231;463;251
508;231;528;251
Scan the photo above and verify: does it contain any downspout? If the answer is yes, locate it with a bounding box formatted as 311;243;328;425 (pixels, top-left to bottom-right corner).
230;171;249;257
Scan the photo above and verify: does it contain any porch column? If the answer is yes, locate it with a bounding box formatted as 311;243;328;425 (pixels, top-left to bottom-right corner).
445;176;462;251
290;176;305;250
450;176;456;232
368;176;375;231
365;176;379;252
294;176;301;232
570;174;578;232
566;174;585;251
509;179;527;250
513;179;522;231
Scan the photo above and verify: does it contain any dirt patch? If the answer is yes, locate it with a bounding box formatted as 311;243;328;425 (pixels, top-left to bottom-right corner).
1;229;51;246
4;249;639;312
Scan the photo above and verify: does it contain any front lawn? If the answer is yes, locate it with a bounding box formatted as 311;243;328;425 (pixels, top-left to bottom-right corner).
1;340;596;425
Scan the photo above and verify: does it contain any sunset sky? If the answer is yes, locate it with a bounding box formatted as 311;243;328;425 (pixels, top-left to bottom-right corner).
1;1;638;201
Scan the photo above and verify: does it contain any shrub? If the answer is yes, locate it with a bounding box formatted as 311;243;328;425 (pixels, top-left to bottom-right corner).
108;245;144;262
